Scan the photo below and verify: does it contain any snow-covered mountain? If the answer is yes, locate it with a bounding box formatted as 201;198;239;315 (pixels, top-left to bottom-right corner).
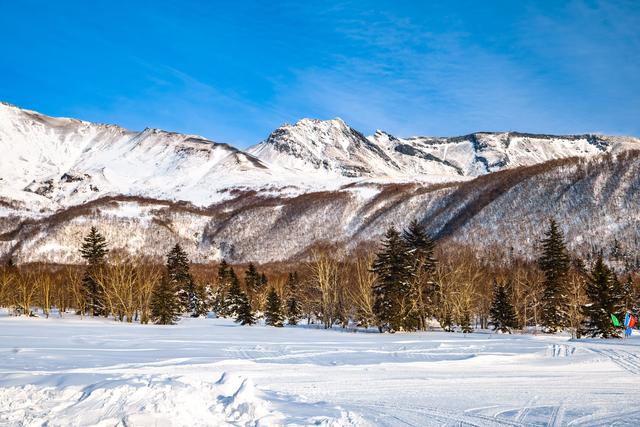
1;102;639;264
248;118;402;178
0;102;295;210
250;116;638;180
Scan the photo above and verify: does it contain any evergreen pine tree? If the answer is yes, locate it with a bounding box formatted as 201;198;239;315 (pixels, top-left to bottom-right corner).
217;259;231;282
440;307;453;332
264;287;284;327
285;272;302;325
489;281;518;333
225;271;244;317
244;263;261;293
234;291;256;325
150;274;181;325
581;254;623;338
572;256;588;275
190;282;210;317
244;263;262;308
612;272;626;318
623;275;637;313
460;310;473;333
372;226;412;332
538;219;570;333
212;260;233;316
402;219;437;330
402;219;436;274
80;226;109;263
79;226;109;317
166;244;193;313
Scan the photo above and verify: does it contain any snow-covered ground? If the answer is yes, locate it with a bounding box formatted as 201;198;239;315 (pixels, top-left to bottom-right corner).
1;312;640;426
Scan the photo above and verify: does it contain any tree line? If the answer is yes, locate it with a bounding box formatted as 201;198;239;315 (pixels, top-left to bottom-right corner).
0;220;638;338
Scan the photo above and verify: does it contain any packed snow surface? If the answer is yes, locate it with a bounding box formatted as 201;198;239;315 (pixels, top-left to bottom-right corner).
2;312;640;426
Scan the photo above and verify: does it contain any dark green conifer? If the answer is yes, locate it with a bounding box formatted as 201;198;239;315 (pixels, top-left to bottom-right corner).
489;281;518;333
212;260;233;316
402;219;436;275
150;274;181;325
244;263;263;308
402;219;437;331
538;219;570;333
166;244;193;312
264;287;284;327
460;310;473;333
581;254;624;338
191;282;210;317
285;272;302;325
372;226;412;332
244;263;261;293
79;226;109;317
225;272;244;317
234;292;256;325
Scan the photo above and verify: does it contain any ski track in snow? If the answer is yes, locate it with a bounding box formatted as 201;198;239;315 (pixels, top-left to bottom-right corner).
1;312;640;426
588;348;640;375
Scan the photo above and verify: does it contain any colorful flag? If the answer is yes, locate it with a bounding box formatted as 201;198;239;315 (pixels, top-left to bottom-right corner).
630;316;637;329
611;314;621;327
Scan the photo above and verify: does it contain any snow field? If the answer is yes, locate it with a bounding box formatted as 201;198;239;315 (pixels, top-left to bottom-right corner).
1;312;640;426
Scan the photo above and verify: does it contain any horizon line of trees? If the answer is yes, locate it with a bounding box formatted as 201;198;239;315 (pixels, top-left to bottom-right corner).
1;219;639;338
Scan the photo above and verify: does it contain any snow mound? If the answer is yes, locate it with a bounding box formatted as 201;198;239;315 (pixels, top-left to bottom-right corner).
0;372;358;427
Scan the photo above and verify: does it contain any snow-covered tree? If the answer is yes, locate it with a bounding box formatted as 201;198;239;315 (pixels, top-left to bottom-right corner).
190;282;210;318
538;219;570;333
225;272;244;318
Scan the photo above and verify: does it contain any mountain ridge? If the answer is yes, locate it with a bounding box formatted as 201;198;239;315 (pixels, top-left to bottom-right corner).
1;102;639;265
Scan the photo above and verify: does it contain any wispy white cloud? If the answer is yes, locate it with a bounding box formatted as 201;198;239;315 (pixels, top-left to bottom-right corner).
268;1;639;138
52;1;640;146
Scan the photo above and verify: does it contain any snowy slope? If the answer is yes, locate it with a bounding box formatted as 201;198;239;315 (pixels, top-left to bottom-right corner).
3;102;638;214
1;102;640;264
0;102;303;210
247;118;402;178
249;117;639;180
2;311;640;426
4;150;640;265
372;130;637;176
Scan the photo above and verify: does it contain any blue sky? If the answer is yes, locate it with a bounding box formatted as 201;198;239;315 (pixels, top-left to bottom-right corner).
1;1;639;148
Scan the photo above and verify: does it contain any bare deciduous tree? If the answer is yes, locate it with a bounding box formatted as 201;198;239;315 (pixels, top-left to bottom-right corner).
307;250;341;328
347;254;376;327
